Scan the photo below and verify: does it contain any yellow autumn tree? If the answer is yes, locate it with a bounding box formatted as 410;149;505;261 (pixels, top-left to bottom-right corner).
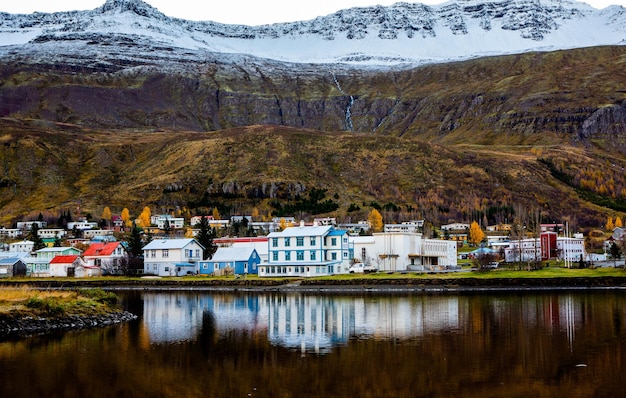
368;209;383;232
121;208;131;228
101;206;112;227
616;216;623;228
606;216;615;231
212;207;221;220
469;221;485;246
279;218;287;231
251;207;260;221
138;206;151;228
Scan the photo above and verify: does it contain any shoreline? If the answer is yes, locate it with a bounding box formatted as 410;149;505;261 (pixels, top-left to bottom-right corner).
3;275;626;291
0;311;138;339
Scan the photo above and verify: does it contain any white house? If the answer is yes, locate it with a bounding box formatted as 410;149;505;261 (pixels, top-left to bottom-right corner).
0;228;21;239
49;255;85;277
441;223;470;231
150;215;185;230
384;221;424;233
67;221;99;230
142;238;204;276
351;232;457;272
16;221;47;230
37;228;66;239
8;240;35;253
259;224;352;277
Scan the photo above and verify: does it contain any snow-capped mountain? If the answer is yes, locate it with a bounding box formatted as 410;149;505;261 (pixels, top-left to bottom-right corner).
0;0;625;67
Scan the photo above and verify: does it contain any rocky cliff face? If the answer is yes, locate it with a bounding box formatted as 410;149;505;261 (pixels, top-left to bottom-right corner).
2;46;626;143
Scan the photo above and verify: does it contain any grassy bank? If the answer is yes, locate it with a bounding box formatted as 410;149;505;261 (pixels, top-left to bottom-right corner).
0;286;120;318
0;267;625;289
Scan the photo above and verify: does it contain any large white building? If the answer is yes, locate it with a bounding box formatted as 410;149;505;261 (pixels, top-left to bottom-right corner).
351;232;457;271
259;224;352;277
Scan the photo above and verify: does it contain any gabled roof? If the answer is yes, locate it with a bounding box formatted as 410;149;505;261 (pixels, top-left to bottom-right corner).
142;238;204;250
0;257;24;265
36;247;81;253
50;255;79;264
83;242;122;257
207;247;258;263
267;225;333;238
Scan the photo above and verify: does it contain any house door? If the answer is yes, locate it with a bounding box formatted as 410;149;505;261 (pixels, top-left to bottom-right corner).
244;263;248;274
67;267;75;277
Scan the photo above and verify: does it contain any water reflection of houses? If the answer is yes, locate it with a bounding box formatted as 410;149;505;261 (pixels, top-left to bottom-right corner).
140;293;462;350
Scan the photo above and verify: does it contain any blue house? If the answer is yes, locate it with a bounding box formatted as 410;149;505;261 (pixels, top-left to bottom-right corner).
199;247;261;275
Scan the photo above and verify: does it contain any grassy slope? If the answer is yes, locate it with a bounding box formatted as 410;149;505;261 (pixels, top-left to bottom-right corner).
0;47;625;226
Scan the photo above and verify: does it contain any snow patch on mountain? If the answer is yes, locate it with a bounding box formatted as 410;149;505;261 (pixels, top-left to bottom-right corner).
0;0;625;67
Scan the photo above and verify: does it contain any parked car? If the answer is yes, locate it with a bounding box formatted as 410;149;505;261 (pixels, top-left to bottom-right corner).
349;262;378;273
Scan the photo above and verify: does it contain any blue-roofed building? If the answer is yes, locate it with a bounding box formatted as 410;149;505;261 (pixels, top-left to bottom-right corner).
0;257;27;278
198;247;261;276
259;222;352;277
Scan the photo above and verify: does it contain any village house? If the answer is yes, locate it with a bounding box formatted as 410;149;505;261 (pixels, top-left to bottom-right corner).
0;257;27;278
258;223;352;277
37;228;66;239
8;240;34;253
0;227;21;239
16;221;47;230
214;236;269;262
27;247;82;277
384;220;424;233
49;255;85;277
83;242;128;274
142;238;204;276
82;229;115;241
441;223;470;231
199;247;261;276
150;215;185;229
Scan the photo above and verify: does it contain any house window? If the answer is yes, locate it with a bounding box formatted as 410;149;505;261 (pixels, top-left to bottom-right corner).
195;249;200;258
162;249;169;258
273;252;278;261
331;252;337;260
331;237;337;246
310;237;316;246
285;238;291;247
296;237;304;246
361;248;366;261
151;250;156;258
272;238;278;247
285;252;291;261
297;251;304;261
310;251;316;261
203;264;208;269
343;251;348;258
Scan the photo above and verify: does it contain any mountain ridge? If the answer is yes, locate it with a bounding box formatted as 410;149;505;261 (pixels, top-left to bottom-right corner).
1;0;626;66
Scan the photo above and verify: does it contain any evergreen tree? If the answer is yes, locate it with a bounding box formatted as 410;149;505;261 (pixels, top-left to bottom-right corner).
127;222;144;257
196;217;216;260
29;223;45;250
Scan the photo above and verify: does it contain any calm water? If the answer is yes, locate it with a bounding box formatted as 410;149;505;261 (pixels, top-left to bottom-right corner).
1;289;626;398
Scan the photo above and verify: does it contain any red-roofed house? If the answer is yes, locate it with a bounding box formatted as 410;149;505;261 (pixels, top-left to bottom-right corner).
83;242;128;274
50;255;85;277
